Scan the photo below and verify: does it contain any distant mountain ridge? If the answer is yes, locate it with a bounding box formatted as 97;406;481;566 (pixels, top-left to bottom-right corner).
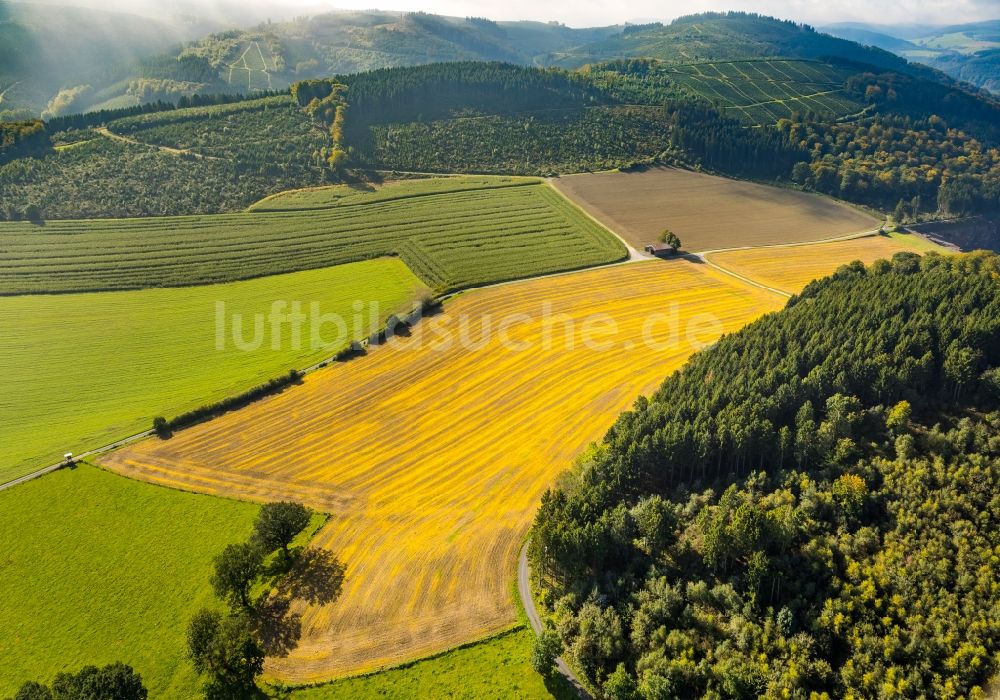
2;6;998;119
1;7;621;116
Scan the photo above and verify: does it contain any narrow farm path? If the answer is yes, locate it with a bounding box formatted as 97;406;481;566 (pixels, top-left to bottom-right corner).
699;226;888;299
95;126;221;160
0;430;152;493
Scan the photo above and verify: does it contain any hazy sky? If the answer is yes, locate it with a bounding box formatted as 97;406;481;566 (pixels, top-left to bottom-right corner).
38;0;1000;28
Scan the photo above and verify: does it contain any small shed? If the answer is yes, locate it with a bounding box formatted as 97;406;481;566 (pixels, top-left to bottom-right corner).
644;243;674;257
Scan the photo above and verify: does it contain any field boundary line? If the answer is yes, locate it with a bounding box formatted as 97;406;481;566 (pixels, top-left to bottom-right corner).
518;542;595;700
249;179;542;213
699;227;889;299
267;624;526;692
698;227;881;257
697;256;791;298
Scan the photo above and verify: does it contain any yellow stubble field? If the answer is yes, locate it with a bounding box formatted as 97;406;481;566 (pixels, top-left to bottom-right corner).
99;260;782;683
708;233;952;295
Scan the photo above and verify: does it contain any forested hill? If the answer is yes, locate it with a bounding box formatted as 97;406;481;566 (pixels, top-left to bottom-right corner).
530;251;1000;699
97;12;618;109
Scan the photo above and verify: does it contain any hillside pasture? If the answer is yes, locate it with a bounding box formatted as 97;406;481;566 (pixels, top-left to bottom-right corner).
551;167;879;253
0;465;258;698
662;60;862;125
0;178;625;295
100;260;782;683
707;232;952;294
0;259;425;483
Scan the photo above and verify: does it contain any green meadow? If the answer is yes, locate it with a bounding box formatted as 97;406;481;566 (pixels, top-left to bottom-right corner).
0;465;259;697
0;259;425;482
289;627;575;700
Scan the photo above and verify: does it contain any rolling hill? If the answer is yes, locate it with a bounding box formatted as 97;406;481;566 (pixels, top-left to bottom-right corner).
824;20;1000;94
88;11;620;109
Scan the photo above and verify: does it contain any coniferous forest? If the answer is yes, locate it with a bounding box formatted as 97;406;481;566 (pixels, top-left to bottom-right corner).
530;252;1000;699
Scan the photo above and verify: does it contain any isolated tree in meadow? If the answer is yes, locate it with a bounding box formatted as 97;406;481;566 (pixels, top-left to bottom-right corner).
659;229;681;252
252;501;311;561
211;542;265;610
152;416;169;437
187;609;264;699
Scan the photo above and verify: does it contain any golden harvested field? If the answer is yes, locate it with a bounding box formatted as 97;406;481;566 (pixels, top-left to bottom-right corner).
552;167;879;252
100;260;782;683
708;232;952;294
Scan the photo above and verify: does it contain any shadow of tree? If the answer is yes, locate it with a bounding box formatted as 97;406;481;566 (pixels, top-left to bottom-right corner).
254;595;302;658
253;549;346;657
278;548;346;606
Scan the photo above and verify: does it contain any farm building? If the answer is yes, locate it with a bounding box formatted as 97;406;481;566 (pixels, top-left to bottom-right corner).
644;243;676;257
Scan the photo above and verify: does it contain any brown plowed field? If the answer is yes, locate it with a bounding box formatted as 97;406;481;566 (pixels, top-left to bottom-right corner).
99;260;782;683
551;167;879;252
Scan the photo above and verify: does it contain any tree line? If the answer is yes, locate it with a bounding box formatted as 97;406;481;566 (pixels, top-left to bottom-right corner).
44;90;285;133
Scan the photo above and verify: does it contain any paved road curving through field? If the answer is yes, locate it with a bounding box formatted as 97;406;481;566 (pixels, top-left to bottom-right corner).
518;541;595;700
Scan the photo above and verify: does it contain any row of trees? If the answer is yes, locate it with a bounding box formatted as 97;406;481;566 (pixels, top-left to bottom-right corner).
43;91;277;134
13;664;146;700
530;252;1000;698
187;501;316;698
291;79;350;169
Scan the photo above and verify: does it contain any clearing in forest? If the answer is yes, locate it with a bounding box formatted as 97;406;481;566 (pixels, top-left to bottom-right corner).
708;232;953;294
100;260;782;683
551;167;879;253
